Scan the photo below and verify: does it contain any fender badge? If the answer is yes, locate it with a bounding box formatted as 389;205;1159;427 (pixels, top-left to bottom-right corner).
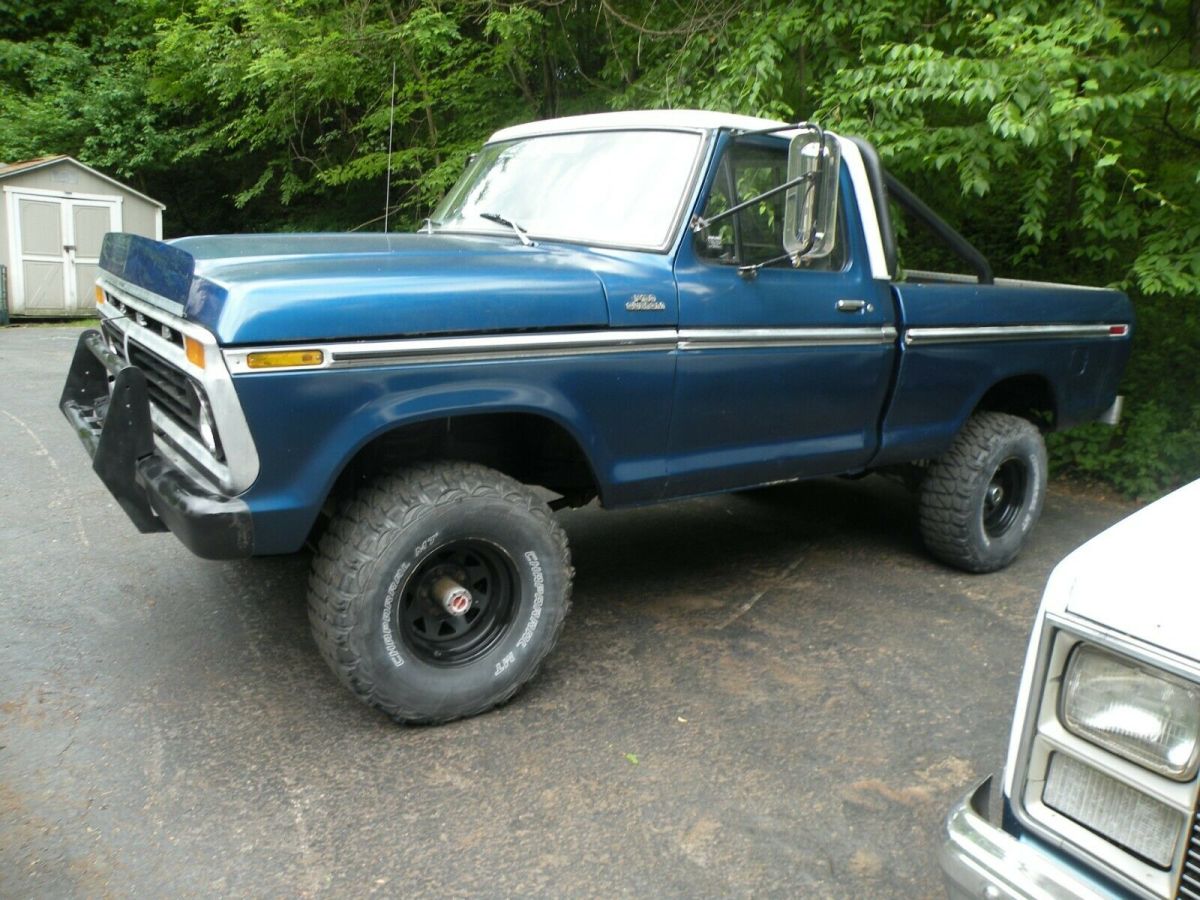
626;293;665;312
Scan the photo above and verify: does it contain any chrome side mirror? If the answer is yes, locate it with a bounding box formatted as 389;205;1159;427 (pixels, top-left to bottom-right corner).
783;128;840;260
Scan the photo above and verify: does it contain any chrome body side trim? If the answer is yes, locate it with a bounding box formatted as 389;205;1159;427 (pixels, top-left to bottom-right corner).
224;329;679;373
905;324;1128;346
677;326;897;350
97;276;260;494
225;327;900;374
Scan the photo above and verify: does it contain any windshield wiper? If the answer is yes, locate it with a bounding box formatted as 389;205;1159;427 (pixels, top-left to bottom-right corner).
419;217;441;234
479;212;534;247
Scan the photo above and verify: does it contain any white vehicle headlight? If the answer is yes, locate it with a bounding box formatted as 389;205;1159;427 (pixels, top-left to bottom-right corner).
1060;644;1200;780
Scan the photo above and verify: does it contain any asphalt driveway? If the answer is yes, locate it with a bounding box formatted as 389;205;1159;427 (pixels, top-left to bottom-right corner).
0;324;1136;898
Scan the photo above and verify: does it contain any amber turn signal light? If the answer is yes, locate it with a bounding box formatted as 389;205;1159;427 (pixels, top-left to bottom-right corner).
245;349;324;370
184;336;207;369
94;284;106;305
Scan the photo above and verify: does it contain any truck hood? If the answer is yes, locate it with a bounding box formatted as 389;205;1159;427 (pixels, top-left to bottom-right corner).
1044;478;1200;661
102;232;615;345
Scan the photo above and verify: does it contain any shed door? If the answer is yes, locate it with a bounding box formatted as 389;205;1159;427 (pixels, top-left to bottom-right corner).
69;201;118;312
7;190;120;315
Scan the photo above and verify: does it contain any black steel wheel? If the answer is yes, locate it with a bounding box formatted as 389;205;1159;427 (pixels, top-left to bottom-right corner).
308;461;573;724
397;539;517;666
982;458;1028;538
919;412;1047;573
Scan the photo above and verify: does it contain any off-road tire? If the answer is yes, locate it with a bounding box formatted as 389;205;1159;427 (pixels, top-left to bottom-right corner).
308;461;572;724
919;412;1047;573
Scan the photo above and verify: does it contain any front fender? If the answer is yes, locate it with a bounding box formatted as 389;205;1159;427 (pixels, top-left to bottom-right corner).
232;354;674;554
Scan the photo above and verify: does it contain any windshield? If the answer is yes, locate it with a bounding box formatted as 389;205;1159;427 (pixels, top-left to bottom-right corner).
431;129;704;249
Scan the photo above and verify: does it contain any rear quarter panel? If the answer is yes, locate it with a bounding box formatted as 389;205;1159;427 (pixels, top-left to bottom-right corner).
873;280;1133;466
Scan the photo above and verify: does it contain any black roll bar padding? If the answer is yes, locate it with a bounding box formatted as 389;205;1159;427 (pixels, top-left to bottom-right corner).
882;172;994;285
847;135;993;285
846;138;898;279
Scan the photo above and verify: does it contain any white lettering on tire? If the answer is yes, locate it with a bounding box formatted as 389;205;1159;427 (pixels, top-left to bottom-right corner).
493;551;545;678
1021;456;1044;531
414;531;440;558
381;562;411;668
517;551;544;650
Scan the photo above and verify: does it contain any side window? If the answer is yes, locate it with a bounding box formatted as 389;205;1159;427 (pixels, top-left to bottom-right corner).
696;139;847;271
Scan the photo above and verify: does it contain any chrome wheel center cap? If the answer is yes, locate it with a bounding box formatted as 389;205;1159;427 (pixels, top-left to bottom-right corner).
433;576;473;616
987;484;1004;507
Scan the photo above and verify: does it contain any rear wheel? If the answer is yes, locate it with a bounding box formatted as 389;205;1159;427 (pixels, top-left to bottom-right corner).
919;412;1047;573
308;461;572;724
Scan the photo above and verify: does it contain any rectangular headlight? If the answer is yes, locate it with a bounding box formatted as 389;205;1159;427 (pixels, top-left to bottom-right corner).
1060;644;1200;780
1044;752;1183;868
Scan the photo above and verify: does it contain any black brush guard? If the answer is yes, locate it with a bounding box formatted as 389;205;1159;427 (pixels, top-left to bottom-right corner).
59;330;253;559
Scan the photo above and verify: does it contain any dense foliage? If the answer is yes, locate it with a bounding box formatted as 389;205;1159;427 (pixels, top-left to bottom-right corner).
2;0;1197;495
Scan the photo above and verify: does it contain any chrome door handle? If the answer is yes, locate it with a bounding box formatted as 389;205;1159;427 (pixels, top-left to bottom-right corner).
836;299;868;313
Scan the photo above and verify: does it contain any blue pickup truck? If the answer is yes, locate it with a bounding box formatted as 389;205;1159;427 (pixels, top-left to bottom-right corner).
60;111;1132;723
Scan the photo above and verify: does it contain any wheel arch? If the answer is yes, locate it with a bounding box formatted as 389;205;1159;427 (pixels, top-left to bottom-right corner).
319;406;604;524
973;374;1058;431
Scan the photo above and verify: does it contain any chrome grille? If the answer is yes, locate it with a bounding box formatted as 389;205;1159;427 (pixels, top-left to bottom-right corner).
95;278;254;493
104;293;185;350
101;319;127;362
124;339;208;453
1177;814;1200;899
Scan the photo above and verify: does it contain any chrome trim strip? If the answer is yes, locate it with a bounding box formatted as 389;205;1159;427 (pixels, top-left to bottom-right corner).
225;326;900;374
678;326;897;350
224;329;679;373
905;324;1127;346
332;329;679;363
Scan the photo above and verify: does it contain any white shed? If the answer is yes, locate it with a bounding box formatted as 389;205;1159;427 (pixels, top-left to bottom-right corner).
0;156;164;317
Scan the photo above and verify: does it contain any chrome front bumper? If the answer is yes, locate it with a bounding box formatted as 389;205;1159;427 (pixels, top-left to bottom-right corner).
940;776;1115;900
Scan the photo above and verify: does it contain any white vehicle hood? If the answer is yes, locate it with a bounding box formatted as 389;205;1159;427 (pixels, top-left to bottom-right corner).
1046;478;1200;660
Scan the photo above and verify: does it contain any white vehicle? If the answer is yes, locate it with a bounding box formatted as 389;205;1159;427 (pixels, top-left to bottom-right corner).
941;478;1200;899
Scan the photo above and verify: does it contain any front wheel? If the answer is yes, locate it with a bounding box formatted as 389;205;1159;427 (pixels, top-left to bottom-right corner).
308;461;572;724
918;412;1047;573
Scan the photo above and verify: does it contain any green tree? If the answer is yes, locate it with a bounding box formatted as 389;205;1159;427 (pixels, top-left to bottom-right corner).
1;0;1196;494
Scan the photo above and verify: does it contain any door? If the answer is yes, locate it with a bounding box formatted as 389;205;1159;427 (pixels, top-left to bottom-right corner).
7;189;120;315
68;200;118;312
666;136;897;497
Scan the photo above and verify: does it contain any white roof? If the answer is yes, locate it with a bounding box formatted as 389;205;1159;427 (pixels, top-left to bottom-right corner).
488;110;793;143
485;111;887;279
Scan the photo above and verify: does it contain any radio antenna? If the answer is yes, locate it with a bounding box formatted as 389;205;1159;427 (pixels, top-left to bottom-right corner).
383;61;397;232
